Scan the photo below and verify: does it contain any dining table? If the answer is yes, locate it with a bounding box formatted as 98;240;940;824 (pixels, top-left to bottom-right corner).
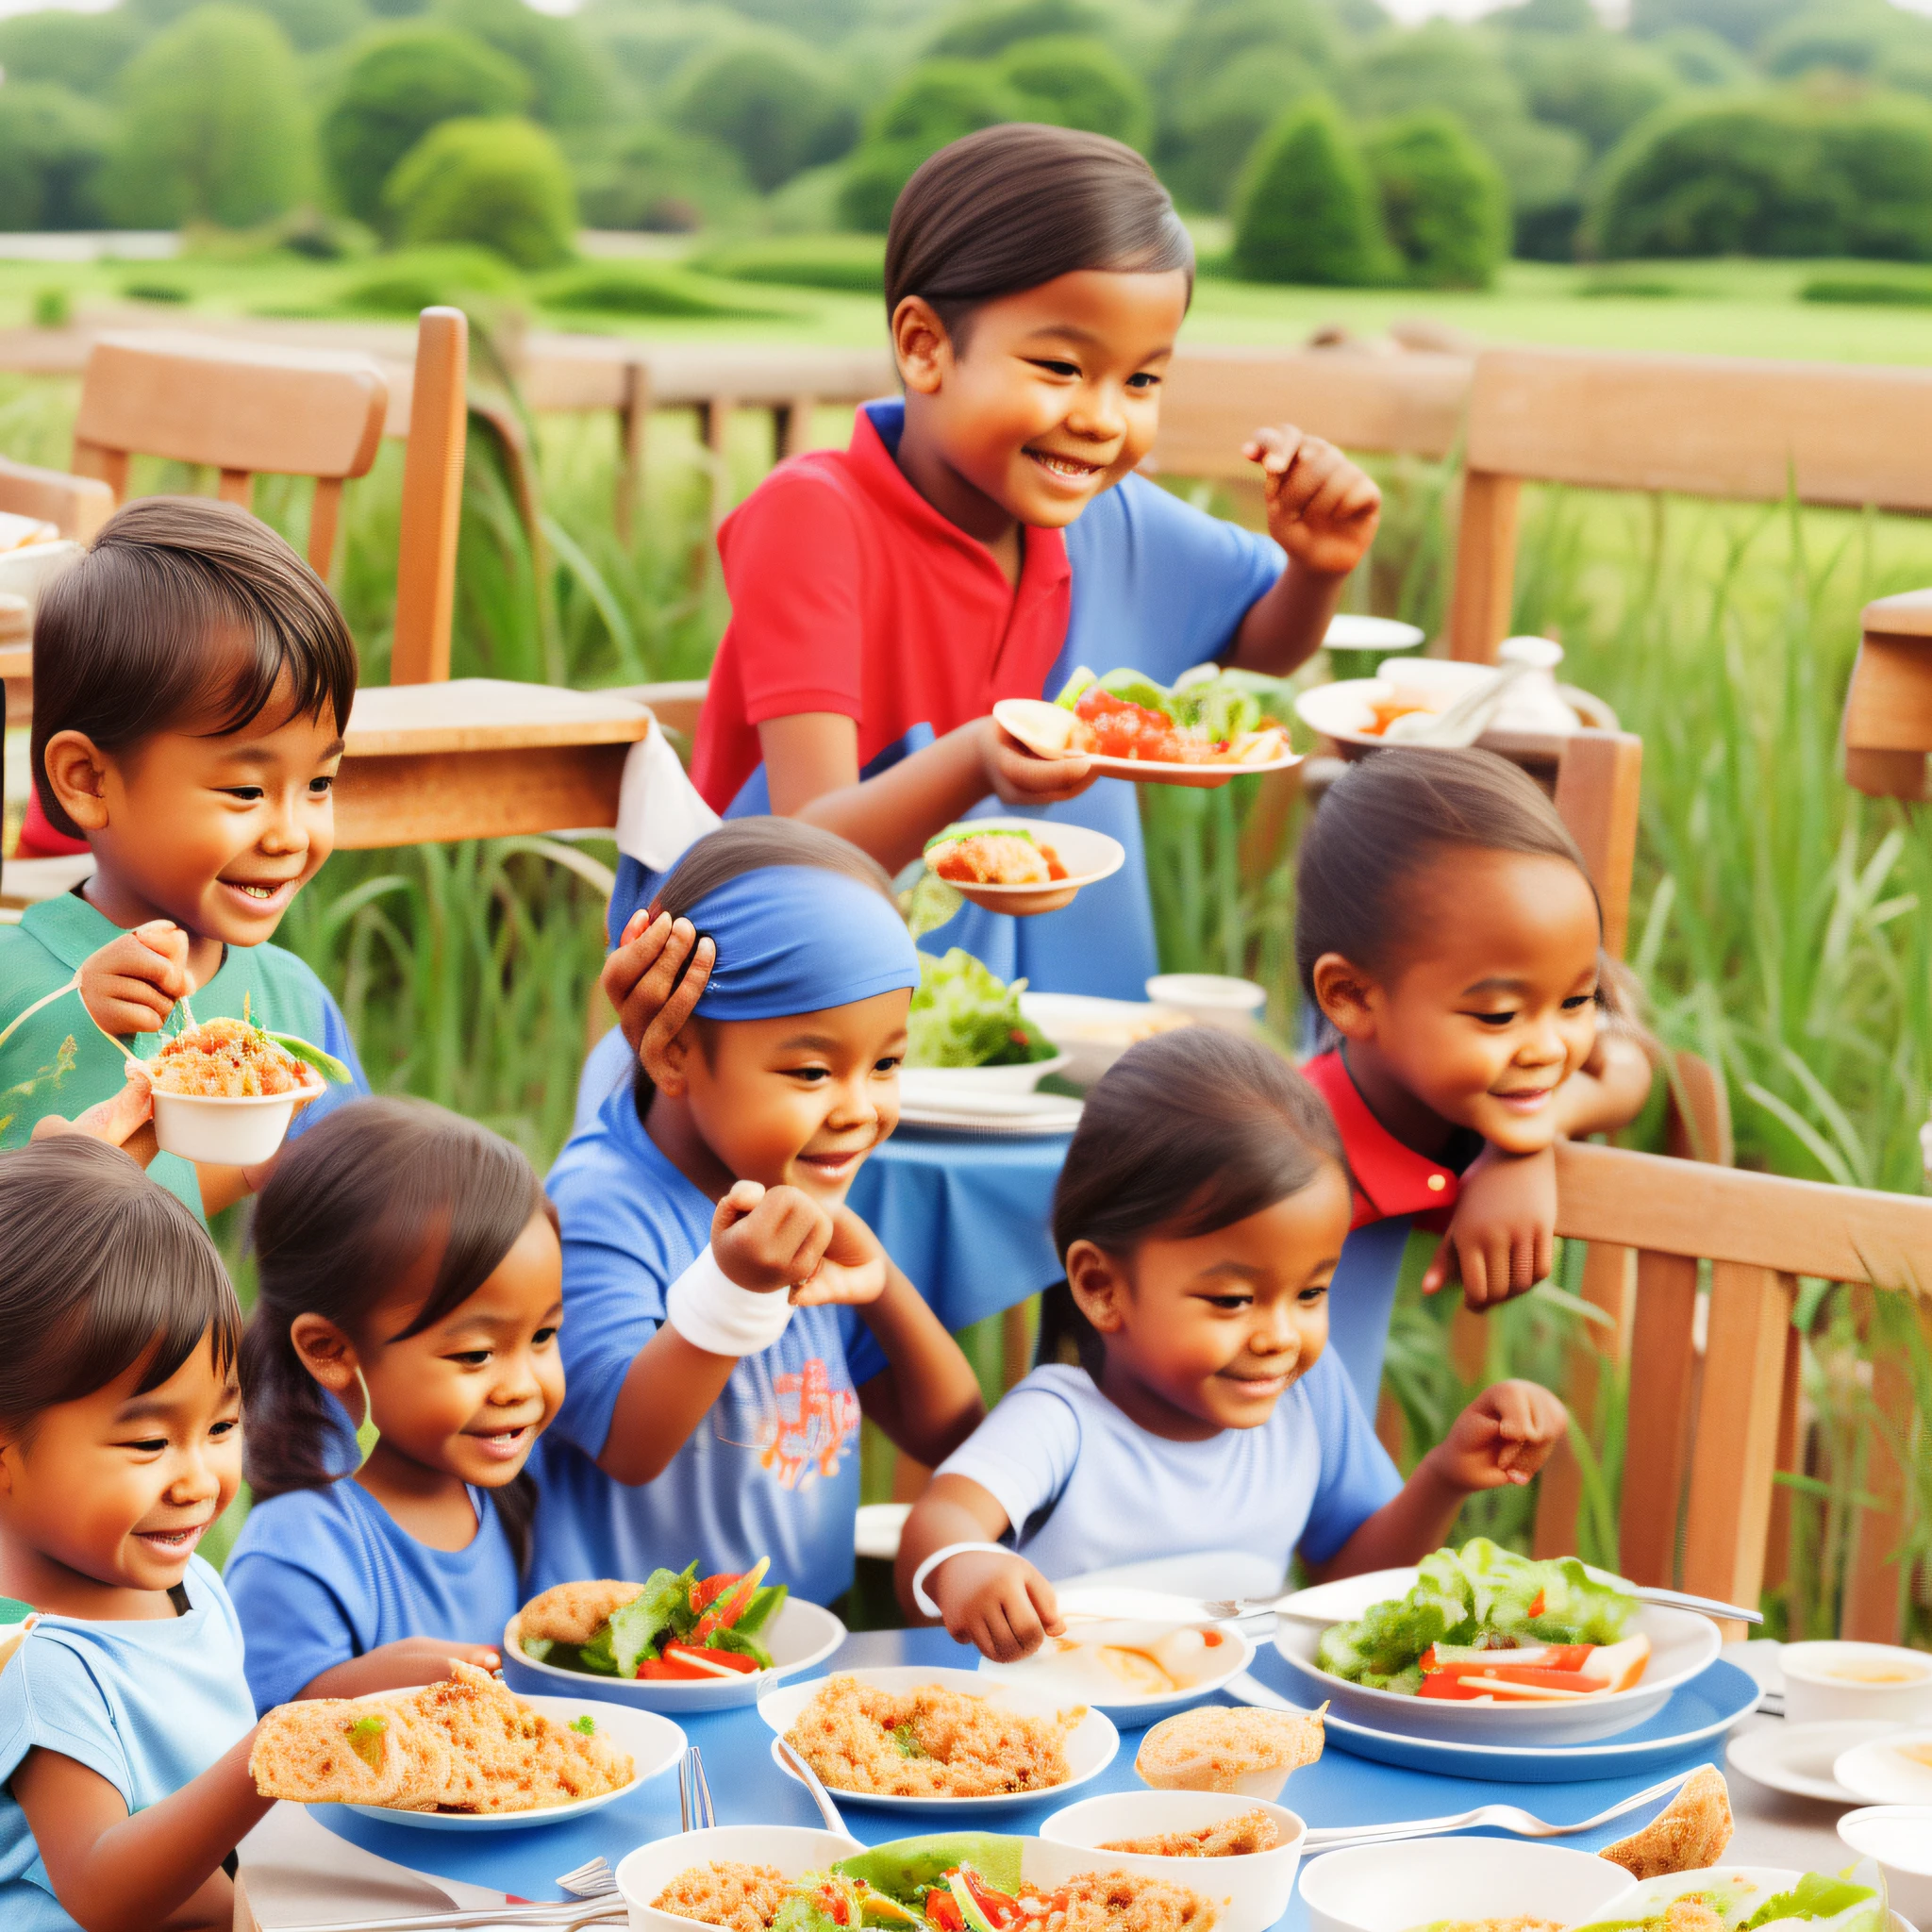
234;1630;1850;1931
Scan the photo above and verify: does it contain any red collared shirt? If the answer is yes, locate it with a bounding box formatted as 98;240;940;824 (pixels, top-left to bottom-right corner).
691;403;1074;813
1302;1048;1474;1234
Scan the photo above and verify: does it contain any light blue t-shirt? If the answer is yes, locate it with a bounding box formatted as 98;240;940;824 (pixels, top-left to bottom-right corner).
535;1079;887;1607
225;1464;535;1715
0;1557;255;1932
937;1352;1402;1585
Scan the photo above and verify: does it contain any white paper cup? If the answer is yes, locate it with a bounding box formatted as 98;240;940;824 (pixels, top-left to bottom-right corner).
1782;1641;1932;1726
1144;974;1268;1032
150;1074;321;1167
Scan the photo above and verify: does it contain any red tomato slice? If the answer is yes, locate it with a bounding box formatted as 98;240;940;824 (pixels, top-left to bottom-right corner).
636;1657;713;1680
927;1894;965;1932
691;1574;740;1615
661;1643;759;1676
693;1555;771;1641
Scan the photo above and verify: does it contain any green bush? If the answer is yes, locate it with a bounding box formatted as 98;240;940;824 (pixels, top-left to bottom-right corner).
436;0;608;130
838;60;1021;232
1761;2;1924;81
1591;90;1932;261
101;5;314;229
0;10;140;97
31;286;71;328
250;0;370;53
671;35;858;193
1650;25;1754;87
537;262;780;319
1363;110;1507;290
1507;30;1681;158
1231;94;1393;286
335;242;523;314
999;36;1151;151
1801;273;1932;306
576;126;750;234
0;83;108;231
1627;0;1805;49
322;25;529;228
928;0;1109;59
1158;0;1337;112
693;232;886;291
383;116;577;271
1158;52;1326;212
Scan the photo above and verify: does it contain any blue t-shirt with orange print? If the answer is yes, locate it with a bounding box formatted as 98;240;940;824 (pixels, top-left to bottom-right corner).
535;1077;885;1607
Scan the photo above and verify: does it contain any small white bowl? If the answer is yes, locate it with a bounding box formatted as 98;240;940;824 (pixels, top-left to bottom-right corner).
1038;1790;1304;1932
925;817;1125;917
1840;1807;1932;1924
1144;974;1268;1031
1836;1727;1932;1807
150;1071;323;1166
1018;992;1193;1087
1298;1838;1632;1932
617;1824;864;1932
1783;1641;1932;1726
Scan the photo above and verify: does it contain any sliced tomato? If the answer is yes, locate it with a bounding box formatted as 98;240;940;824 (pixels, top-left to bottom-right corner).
958;1870;1023;1929
661;1642;759;1676
1528;1590;1545;1618
693;1555;771;1641
926;1893;965;1932
814;1887;851;1926
691;1574;740;1615
636;1657;716;1680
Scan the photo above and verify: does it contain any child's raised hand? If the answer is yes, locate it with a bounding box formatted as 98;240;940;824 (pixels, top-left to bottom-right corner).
929;1549;1065;1663
299;1640;503;1701
77;919;191;1038
713;1179;836;1294
789;1204;890;1307
1244;425;1382;578
604;908;715;1061
29;1058;155;1157
1422;1142;1557;1310
1427;1380;1568;1492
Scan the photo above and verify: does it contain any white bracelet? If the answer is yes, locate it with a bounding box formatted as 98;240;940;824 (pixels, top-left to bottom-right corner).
665;1243;794;1358
910;1541;1013;1619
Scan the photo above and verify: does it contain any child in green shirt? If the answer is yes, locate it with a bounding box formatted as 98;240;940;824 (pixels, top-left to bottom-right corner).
0;496;368;1221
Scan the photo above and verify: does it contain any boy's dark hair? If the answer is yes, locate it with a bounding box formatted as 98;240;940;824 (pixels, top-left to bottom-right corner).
886;124;1194;343
32;495;358;840
1040;1029;1345;1379
630;817;897;1116
0;1138;242;1440
1295;747;1598;1001
242;1097;553;1571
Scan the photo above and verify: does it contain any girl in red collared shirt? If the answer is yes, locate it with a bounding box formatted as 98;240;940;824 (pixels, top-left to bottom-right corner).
1294;748;1655;1411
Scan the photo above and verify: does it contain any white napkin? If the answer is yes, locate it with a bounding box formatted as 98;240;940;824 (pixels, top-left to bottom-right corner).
235;1804;512;1926
615;717;720;874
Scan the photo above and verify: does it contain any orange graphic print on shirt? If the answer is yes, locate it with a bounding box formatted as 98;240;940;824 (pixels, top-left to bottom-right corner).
713;1349;860;1491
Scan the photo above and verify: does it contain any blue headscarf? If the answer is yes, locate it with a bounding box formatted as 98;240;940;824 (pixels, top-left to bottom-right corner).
683;865;920;1022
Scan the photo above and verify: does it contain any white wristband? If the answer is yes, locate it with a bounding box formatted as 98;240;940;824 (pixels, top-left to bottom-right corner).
665;1243;794;1358
910;1541;1012;1619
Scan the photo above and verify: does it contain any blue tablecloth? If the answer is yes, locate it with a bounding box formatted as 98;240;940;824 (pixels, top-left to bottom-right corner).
314;1629;1728;1926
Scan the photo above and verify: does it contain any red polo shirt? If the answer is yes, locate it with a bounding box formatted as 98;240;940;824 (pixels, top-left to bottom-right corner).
690;404;1074;813
1302;1048;1468;1234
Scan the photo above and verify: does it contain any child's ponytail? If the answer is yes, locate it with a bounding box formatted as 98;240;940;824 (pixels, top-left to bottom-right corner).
242;1097;554;1568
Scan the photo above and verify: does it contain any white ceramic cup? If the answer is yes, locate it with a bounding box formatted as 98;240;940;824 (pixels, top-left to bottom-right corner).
1839;1806;1932;1925
1781;1641;1932;1726
1144;974;1268;1031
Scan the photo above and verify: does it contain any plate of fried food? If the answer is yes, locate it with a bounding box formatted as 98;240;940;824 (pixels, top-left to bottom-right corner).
759;1666;1120;1811
996;665;1299;791
503;1562;847;1712
146;1011;352;1165
621;1825;1231;1932
249;1659;684;1830
923;819;1126;917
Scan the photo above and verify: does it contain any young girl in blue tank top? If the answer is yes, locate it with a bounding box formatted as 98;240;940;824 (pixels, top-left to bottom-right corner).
224;1098;564;1713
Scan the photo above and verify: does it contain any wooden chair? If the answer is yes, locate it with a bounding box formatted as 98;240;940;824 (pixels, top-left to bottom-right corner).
1843;588;1932;802
1447;346;1932;662
0;459;115;723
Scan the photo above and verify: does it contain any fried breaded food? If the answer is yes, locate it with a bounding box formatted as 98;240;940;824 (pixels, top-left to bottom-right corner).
929;833;1059;887
1101;1808;1284;1857
1600;1766;1734;1879
249;1698;450;1809
1135;1707;1324;1796
150;1016;310;1098
655;1861;794;1932
517;1577;644;1647
785;1674;1081;1798
414;1659;631;1813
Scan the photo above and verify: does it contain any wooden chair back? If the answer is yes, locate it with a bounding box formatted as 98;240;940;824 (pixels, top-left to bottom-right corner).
71;332;390;577
390;308;469;686
1538;1140;1932;1628
1450;347;1932;661
1843;587;1932;802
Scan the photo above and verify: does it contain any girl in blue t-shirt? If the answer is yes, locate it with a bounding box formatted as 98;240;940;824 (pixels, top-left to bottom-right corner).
225;1097;564;1714
535;819;986;1609
897;1028;1568;1663
0;1137;271;1932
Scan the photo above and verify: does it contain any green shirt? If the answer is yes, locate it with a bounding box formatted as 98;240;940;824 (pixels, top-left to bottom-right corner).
0;892;365;1221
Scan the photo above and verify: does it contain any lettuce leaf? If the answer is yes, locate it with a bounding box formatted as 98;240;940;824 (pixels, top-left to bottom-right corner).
733;1581;788;1638
906;949;1055;1070
607;1562;697;1676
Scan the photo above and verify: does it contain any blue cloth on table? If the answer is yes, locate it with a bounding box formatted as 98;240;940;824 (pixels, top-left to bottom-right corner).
0;1557;255;1932
938;1353;1402;1584
537;1081;881;1607
225;1458;538;1714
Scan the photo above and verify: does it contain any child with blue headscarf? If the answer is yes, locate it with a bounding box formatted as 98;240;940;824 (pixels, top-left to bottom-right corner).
534;821;986;1608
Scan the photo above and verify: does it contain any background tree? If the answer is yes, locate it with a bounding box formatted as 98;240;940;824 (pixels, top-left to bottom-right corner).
838;59;1020;230
1363;109;1507;288
323;24;529;227
927;0;1109;58
100;4;314;228
383;114;577;269
1626;0;1805;52
0;10;141;97
0;84;108;230
998;37;1151;151
1233;94;1394;285
437;0;608;130
577;125;751;233
671;33;858;193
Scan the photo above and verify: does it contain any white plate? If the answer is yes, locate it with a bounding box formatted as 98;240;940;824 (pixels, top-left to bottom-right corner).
618;1825;865;1932
995;698;1300;790
896;1091;1084;1136
758;1664;1120;1810
1017;992;1193;1087
1299;1837;1632;1932
342;1692;684;1831
898;1057;1072;1099
501;1595;845;1713
1295;675;1591;751
1837;1727;1932;1806
924;816;1125;915
977;1618;1255;1718
1274;1592;1721;1746
1725;1718;1899;1803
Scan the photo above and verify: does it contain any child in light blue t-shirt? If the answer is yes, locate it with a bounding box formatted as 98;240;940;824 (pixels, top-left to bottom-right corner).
899;1028;1571;1662
225;1097;564;1714
0;1137;269;1932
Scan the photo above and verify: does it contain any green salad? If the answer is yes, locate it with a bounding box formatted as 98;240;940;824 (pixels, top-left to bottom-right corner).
906;949;1056;1070
1316;1538;1634;1694
1056;661;1288;743
1571;1864;1888;1932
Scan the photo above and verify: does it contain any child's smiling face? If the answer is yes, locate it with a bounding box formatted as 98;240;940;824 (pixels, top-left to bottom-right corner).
1068;1163;1353;1441
0;1337;241;1607
893;267;1192;535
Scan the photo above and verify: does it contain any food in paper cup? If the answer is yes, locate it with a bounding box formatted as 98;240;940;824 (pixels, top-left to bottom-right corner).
145;1012;349;1165
1134;1707;1324;1800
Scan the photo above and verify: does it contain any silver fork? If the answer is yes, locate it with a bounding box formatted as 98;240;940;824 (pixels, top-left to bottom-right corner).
1301;1768;1694;1851
679;1742;717;1833
776;1735;850;1837
558;1857;618;1899
274;1897;625;1930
